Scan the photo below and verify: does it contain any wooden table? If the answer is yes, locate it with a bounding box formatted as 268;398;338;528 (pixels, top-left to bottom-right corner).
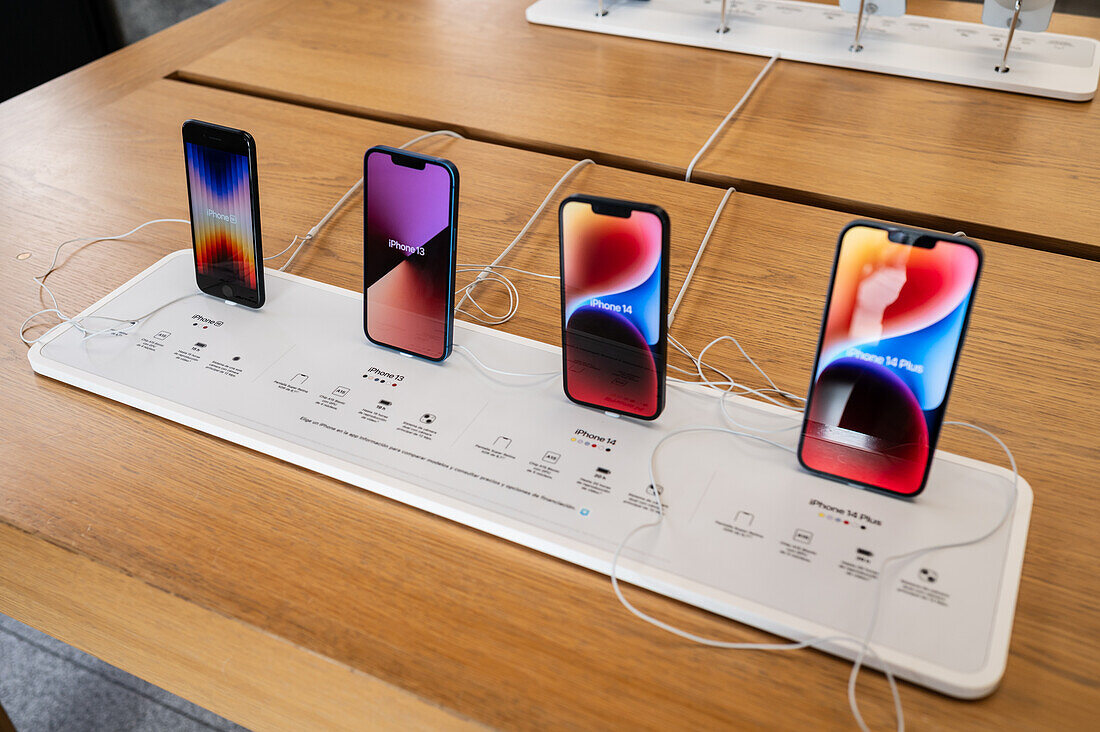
1;2;1098;730
175;0;1100;258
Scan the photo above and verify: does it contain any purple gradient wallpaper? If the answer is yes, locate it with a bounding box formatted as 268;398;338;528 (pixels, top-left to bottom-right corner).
364;149;455;360
561;199;666;418
800;225;980;496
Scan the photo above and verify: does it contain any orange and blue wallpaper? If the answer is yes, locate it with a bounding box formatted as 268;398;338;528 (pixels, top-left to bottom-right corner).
185;142;257;288
561;201;664;418
801;226;980;494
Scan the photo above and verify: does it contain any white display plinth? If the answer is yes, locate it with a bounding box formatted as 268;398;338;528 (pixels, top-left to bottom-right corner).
28;251;1032;698
526;0;1099;101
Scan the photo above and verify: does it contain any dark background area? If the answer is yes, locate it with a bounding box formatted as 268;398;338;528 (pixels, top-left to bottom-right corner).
1;1;1098;103
1;0;223;102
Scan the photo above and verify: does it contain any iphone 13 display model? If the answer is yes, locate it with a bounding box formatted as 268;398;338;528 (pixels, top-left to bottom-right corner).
182;120;265;308
559;194;670;420
363;145;459;361
798;221;983;497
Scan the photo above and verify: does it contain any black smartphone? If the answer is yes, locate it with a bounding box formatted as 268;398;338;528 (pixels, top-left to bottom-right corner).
182;120;265;308
559;194;670;420
363;145;459;361
798;220;983;498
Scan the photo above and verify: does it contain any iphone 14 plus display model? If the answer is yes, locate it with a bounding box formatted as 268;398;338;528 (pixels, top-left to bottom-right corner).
363;145;459;361
182;120;265;308
798;221;983;497
559;194;670;420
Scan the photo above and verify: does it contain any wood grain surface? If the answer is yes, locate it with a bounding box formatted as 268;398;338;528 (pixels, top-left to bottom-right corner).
173;0;1100;257
0;522;477;731
0;0;293;150
2;78;1098;729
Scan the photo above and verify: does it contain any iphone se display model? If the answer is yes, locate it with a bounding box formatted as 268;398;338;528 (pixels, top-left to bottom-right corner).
559;195;670;420
798;221;983;497
182;120;265;308
363;146;459;361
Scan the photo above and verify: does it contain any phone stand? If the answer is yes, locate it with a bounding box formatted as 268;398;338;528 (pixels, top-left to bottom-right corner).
526;0;1100;101
29;250;1033;698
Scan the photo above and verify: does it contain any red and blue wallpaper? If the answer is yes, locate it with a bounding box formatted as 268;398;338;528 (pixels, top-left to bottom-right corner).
801;225;980;495
561;200;663;418
185;142;257;289
364;151;454;360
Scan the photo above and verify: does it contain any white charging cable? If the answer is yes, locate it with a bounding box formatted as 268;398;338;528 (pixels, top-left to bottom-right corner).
277;129;466;272
667;333;805;435
454;158;595;324
19;218;192;345
453;344;559;381
612;420;1019;732
668;187;736;327
685;53;780;183
455;262;561;326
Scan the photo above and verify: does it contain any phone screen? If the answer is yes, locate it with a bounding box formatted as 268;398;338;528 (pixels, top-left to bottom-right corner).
560;197;667;420
364;148;456;361
184;140;261;303
799;224;981;496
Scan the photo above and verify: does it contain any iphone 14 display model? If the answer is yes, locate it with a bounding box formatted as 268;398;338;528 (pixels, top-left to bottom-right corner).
798;221;983;498
182;120;265;308
559;194;670;420
363;145;459;362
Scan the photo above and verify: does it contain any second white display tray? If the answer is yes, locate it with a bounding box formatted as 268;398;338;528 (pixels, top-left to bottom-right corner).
28;251;1032;699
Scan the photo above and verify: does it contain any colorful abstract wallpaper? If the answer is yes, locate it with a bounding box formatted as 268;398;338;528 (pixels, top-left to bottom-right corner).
561;201;664;417
185;142;257;289
364;152;453;360
801;225;980;494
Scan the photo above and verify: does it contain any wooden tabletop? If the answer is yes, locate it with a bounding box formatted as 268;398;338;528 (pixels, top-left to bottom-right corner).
174;0;1100;258
3;73;1099;729
1;1;1098;730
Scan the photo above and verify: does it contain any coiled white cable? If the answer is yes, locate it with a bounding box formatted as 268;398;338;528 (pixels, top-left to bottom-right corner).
454;158;595;323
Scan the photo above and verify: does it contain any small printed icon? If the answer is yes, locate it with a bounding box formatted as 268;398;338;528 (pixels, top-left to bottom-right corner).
734;510;754;527
494;436;512;449
290;373;309;385
192;342;207;351
856;547;874;563
154;330;171;340
542;451;561;464
793;529;813;545
420;413;437;425
646;483;664;496
376;399;391;410
595;467;611;477
919;568;939;584
332;386;350;398
579;508;590;516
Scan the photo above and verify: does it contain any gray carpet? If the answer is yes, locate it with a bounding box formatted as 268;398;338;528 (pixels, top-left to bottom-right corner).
0;615;246;732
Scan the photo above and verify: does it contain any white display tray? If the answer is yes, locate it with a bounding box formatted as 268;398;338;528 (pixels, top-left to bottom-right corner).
28;251;1032;698
526;0;1099;101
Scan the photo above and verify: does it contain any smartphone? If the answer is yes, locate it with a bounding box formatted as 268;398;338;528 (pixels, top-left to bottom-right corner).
559;194;670;420
182;120;264;308
798;221;983;497
363;145;459;361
